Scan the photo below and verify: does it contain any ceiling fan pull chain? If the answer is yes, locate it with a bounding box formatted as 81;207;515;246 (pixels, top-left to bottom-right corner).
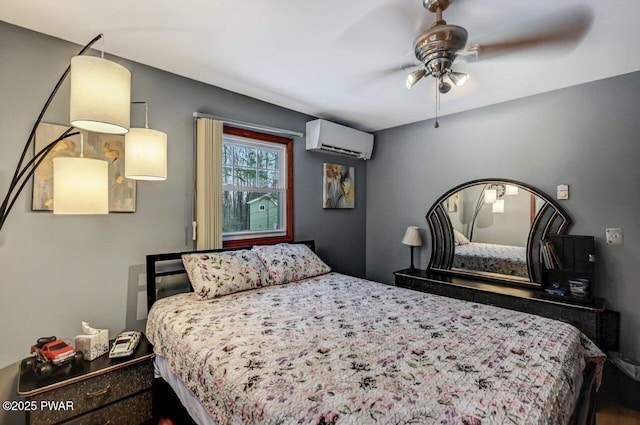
434;80;440;128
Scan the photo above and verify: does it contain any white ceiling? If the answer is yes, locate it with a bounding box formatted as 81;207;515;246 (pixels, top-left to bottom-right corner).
1;0;639;132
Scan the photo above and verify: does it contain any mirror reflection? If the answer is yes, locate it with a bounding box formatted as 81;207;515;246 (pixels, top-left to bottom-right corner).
443;183;543;280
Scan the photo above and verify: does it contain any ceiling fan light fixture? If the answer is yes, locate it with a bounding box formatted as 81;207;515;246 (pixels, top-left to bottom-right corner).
449;71;469;87
406;69;427;89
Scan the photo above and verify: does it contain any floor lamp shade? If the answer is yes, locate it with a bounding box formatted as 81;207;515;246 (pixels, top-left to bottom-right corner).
70;56;131;135
484;189;497;204
53;157;109;214
124;128;168;180
492;199;505;213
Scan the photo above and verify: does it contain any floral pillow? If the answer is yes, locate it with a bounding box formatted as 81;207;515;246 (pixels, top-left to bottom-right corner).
252;243;331;285
182;249;272;299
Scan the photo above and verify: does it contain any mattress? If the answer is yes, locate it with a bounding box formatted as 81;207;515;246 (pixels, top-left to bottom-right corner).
155;355;218;425
453;242;528;277
147;272;604;425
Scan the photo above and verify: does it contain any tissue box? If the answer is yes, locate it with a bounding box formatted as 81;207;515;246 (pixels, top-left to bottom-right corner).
75;329;109;361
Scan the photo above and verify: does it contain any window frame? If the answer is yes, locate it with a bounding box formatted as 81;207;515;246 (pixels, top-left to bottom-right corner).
222;125;293;248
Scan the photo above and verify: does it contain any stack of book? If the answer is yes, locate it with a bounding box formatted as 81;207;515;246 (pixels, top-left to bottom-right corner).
569;278;590;298
540;239;563;269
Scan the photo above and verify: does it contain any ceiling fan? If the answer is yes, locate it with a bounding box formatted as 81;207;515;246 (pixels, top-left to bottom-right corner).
406;0;594;95
406;0;470;94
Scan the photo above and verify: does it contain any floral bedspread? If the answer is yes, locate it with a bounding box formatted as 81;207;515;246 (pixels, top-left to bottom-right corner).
453;242;528;278
146;272;605;425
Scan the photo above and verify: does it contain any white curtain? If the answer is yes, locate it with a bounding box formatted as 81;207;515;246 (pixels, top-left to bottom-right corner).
194;117;223;250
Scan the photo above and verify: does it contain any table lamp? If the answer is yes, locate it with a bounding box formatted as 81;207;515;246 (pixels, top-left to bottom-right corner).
401;226;422;273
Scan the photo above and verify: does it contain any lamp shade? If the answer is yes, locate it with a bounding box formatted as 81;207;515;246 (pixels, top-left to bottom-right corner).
53;157;109;214
70;56;131;135
505;184;519;195
449;71;469;87
492;199;505;213
484;189;497;203
124;128;167;180
401;226;422;247
406;69;426;89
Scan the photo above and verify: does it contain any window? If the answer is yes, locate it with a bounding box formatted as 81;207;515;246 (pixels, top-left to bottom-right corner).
222;126;293;247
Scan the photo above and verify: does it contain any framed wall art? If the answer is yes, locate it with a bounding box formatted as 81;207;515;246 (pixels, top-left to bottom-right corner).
32;122;136;212
323;163;354;209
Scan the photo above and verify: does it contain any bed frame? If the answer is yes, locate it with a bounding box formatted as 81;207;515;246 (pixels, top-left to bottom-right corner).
144;239;598;425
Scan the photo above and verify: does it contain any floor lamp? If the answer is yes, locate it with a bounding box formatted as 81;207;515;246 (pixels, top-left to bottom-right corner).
0;34;167;234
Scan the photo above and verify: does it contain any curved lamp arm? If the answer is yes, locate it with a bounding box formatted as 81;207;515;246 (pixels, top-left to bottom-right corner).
468;184;490;241
0;34;103;232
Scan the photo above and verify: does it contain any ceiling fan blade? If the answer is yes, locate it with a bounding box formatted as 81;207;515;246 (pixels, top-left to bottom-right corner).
335;0;431;53
365;63;421;81
459;4;594;61
347;62;421;94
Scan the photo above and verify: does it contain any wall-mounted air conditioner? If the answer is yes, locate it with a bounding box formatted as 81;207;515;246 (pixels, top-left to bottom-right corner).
305;119;373;160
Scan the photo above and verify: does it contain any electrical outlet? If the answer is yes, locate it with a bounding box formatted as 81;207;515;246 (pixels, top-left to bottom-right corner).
606;228;623;245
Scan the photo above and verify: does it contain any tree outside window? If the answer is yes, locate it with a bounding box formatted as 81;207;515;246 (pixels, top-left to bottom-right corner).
222;126;293;247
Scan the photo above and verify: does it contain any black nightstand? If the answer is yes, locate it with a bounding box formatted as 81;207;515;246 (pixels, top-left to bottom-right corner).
17;333;154;425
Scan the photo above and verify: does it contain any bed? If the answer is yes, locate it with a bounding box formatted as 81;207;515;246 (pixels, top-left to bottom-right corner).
452;242;528;278
146;241;604;425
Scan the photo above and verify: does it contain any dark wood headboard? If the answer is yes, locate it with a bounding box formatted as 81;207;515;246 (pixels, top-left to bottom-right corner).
146;240;316;311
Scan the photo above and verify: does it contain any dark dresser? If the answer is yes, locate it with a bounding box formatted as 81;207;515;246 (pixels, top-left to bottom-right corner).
394;269;619;351
18;334;154;425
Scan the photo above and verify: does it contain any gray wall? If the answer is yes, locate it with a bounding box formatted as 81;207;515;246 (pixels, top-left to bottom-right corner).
472;189;531;246
367;70;640;360
449;185;532;246
0;20;367;379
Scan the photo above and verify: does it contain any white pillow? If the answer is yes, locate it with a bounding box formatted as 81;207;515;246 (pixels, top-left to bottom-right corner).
453;228;470;246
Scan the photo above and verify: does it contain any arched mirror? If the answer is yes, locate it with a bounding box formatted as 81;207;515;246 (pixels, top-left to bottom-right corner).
426;179;571;285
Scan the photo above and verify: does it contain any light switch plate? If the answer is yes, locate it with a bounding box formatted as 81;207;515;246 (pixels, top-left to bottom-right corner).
606;228;623;245
557;184;569;200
